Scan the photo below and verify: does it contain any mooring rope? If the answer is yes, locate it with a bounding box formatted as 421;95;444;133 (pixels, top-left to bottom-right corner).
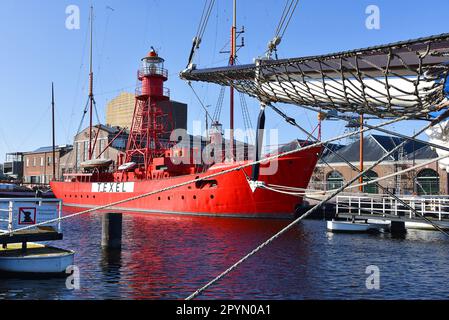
267;99;449;239
1;116;406;237
186;124;419;300
186;114;449;299
266;152;449;195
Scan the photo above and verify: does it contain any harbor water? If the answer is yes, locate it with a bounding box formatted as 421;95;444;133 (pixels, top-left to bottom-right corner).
1;211;449;300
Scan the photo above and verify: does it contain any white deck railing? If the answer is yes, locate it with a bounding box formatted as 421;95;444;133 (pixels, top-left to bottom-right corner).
336;195;449;221
0;198;62;234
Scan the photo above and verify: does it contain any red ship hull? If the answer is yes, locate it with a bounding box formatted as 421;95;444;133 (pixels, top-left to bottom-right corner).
51;148;320;219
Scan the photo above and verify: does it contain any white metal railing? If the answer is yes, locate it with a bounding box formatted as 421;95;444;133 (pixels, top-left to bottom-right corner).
138;66;168;79
135;85;170;98
336;195;449;221
0;198;62;234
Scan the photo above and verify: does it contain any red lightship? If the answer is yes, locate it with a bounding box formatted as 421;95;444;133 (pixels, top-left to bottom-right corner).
51;49;320;219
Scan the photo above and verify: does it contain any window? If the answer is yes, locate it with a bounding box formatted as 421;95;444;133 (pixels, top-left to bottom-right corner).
76;142;81;168
363;170;379;194
26;158;29;167
416;169;439;195
99;139;105;159
83;141;88;161
40;157;44;167
326;171;344;191
92;142;96;159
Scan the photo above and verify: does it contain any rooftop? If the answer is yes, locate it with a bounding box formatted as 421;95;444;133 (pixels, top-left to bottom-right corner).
321;134;437;163
24;145;73;155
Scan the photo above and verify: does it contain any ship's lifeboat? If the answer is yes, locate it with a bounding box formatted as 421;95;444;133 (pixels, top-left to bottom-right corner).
118;162;137;171
80;159;113;170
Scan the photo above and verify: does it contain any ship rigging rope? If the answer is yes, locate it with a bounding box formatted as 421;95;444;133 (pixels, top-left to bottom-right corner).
266;152;449;196
1;116;406;237
299;191;449;238
238;91;255;144
267;101;449;237
267;0;300;59
187;81;214;123
213;86;226;122
4;114;449;299
185;118;445;300
181;33;449;119
186;0;216;68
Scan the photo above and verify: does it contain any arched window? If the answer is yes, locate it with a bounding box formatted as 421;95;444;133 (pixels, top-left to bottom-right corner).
327;171;344;191
416;169;439;195
363;170;379;194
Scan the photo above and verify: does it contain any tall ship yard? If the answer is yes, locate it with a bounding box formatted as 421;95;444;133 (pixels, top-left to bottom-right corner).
2;0;449;305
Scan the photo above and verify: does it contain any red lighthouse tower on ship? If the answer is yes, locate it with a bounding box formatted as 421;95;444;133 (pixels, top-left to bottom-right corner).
51;47;321;219
125;48;174;176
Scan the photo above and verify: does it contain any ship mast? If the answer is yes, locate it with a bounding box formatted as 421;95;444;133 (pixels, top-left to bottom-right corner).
51;82;56;180
359;114;364;192
229;0;236;160
88;6;94;160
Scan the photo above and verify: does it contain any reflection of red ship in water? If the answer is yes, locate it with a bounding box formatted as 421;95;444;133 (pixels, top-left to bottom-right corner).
51;49;320;218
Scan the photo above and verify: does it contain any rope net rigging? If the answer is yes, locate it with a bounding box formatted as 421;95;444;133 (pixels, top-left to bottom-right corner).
181;33;449;119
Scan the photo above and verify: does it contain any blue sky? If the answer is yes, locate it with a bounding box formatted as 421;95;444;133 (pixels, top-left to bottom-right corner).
0;0;448;159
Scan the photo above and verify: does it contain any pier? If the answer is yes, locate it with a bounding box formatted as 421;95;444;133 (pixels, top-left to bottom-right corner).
0;198;73;274
335;194;449;229
0;198;63;245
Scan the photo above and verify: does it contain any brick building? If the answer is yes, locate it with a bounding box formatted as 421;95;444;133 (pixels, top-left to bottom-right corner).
59;124;128;175
23;146;72;184
309;134;447;195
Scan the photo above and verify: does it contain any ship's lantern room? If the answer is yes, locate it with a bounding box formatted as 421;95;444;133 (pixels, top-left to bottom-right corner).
140;49;167;79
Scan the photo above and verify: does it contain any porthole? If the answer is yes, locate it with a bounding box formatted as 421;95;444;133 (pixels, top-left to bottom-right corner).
193;195;197;200
210;195;214;199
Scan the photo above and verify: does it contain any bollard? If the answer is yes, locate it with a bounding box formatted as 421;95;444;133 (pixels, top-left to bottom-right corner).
390;221;406;234
101;212;122;249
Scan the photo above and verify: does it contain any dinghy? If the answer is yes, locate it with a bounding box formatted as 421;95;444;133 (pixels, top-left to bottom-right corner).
327;219;382;233
0;243;74;274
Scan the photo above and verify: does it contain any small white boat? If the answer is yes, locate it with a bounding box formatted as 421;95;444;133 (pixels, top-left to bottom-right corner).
0;243;74;274
367;219;391;231
405;221;449;231
327;220;381;233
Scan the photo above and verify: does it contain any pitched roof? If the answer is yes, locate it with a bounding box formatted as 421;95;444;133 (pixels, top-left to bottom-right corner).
321;134;437;163
404;145;438;160
25;145;73;154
